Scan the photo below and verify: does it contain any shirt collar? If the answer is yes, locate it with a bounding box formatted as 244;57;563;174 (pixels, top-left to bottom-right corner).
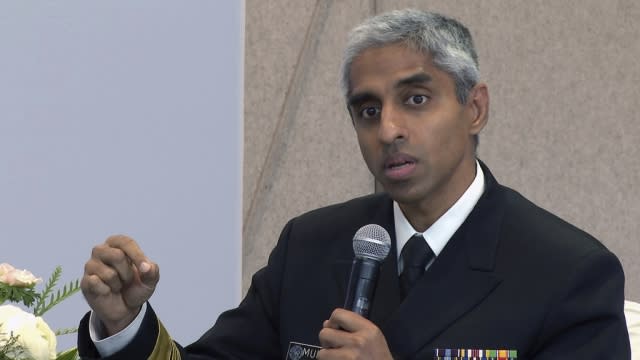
394;160;485;266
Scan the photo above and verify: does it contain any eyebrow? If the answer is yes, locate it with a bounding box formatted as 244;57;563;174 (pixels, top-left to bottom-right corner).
346;73;433;108
346;92;377;108
395;73;432;88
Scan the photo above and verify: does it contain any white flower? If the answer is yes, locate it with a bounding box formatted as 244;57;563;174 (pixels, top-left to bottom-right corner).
0;304;57;360
0;263;15;276
0;263;41;287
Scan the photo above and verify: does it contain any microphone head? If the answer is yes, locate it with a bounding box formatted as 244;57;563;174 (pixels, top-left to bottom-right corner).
352;224;391;262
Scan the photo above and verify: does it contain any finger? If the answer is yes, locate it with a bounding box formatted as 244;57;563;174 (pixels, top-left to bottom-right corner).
91;244;136;286
326;308;367;332
81;274;112;297
84;258;125;293
318;327;350;349
137;260;160;288
105;235;159;287
323;319;338;329
105;235;150;270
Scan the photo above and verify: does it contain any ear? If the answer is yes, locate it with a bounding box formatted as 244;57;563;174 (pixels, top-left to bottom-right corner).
466;83;489;136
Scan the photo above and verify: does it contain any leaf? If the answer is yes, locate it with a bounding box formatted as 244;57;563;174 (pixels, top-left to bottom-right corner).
56;347;79;360
34;267;81;317
54;327;78;336
33;265;62;315
0;282;38;307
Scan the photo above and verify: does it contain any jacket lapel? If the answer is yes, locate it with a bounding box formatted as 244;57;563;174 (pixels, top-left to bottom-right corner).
368;238;402;327
367;194;403;326
383;162;506;358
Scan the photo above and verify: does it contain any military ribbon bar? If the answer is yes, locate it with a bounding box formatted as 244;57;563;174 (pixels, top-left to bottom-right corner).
434;348;517;360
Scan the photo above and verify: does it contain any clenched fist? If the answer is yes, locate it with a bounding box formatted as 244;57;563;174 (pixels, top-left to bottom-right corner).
81;235;160;336
317;308;393;360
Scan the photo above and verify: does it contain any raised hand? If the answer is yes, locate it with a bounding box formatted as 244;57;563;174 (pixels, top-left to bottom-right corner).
81;235;160;335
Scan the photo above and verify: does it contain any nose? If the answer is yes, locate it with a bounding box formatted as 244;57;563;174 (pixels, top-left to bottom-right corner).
378;104;408;145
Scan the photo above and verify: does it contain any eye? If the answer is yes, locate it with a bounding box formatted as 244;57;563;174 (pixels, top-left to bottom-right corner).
359;106;380;119
405;95;428;105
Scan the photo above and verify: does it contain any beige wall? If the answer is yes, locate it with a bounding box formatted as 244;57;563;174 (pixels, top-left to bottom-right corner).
244;0;640;301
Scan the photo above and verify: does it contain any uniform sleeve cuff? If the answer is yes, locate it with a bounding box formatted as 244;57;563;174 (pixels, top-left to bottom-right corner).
89;302;148;357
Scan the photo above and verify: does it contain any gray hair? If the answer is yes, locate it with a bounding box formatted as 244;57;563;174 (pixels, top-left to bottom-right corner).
340;9;479;105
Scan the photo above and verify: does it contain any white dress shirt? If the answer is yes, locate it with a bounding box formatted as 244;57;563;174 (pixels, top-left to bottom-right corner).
394;160;485;274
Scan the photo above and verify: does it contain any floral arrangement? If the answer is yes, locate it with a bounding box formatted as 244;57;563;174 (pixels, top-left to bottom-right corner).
0;263;80;360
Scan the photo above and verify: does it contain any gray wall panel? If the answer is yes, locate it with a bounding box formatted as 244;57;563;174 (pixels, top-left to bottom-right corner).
377;0;640;300
244;0;316;223
243;0;374;290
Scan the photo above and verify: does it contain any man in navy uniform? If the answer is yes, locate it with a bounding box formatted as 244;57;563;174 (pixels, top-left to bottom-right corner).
78;9;630;359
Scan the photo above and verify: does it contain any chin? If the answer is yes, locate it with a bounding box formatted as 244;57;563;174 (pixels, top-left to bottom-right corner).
384;184;422;204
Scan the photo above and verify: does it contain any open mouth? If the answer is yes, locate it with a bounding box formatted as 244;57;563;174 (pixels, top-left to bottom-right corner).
387;159;414;169
384;154;417;180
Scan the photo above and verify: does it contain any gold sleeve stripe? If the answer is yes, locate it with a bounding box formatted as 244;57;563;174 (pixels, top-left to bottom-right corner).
148;320;182;360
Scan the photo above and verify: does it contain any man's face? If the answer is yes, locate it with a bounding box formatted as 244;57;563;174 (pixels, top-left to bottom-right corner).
347;43;487;224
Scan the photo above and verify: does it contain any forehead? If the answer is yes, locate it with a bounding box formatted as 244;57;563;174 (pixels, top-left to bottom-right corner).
348;43;452;96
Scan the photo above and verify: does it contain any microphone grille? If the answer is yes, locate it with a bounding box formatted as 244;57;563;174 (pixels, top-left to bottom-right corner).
352;224;391;261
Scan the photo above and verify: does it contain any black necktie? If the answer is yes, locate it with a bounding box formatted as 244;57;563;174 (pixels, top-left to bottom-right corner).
399;234;434;297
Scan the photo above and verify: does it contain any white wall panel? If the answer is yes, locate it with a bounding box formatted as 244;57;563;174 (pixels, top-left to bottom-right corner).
0;1;243;350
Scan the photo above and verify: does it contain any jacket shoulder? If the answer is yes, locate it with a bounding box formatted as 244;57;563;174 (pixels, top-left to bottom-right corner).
292;193;390;228
499;185;609;256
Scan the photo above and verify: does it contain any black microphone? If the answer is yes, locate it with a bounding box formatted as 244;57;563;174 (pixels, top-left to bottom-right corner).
343;224;391;318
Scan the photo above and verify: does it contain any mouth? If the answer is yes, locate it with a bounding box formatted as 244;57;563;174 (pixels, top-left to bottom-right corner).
383;154;417;180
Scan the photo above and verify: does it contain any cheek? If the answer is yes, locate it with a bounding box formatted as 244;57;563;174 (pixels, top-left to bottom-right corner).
356;134;378;168
357;138;372;161
427;113;469;146
414;123;467;166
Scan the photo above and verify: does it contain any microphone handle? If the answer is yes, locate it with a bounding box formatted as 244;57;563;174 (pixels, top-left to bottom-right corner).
343;257;380;318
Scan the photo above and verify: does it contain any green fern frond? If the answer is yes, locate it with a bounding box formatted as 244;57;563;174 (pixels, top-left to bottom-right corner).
34;278;80;317
33;265;63;315
54;327;78;336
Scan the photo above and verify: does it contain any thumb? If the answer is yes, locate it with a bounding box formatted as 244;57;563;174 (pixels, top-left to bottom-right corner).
137;261;160;288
